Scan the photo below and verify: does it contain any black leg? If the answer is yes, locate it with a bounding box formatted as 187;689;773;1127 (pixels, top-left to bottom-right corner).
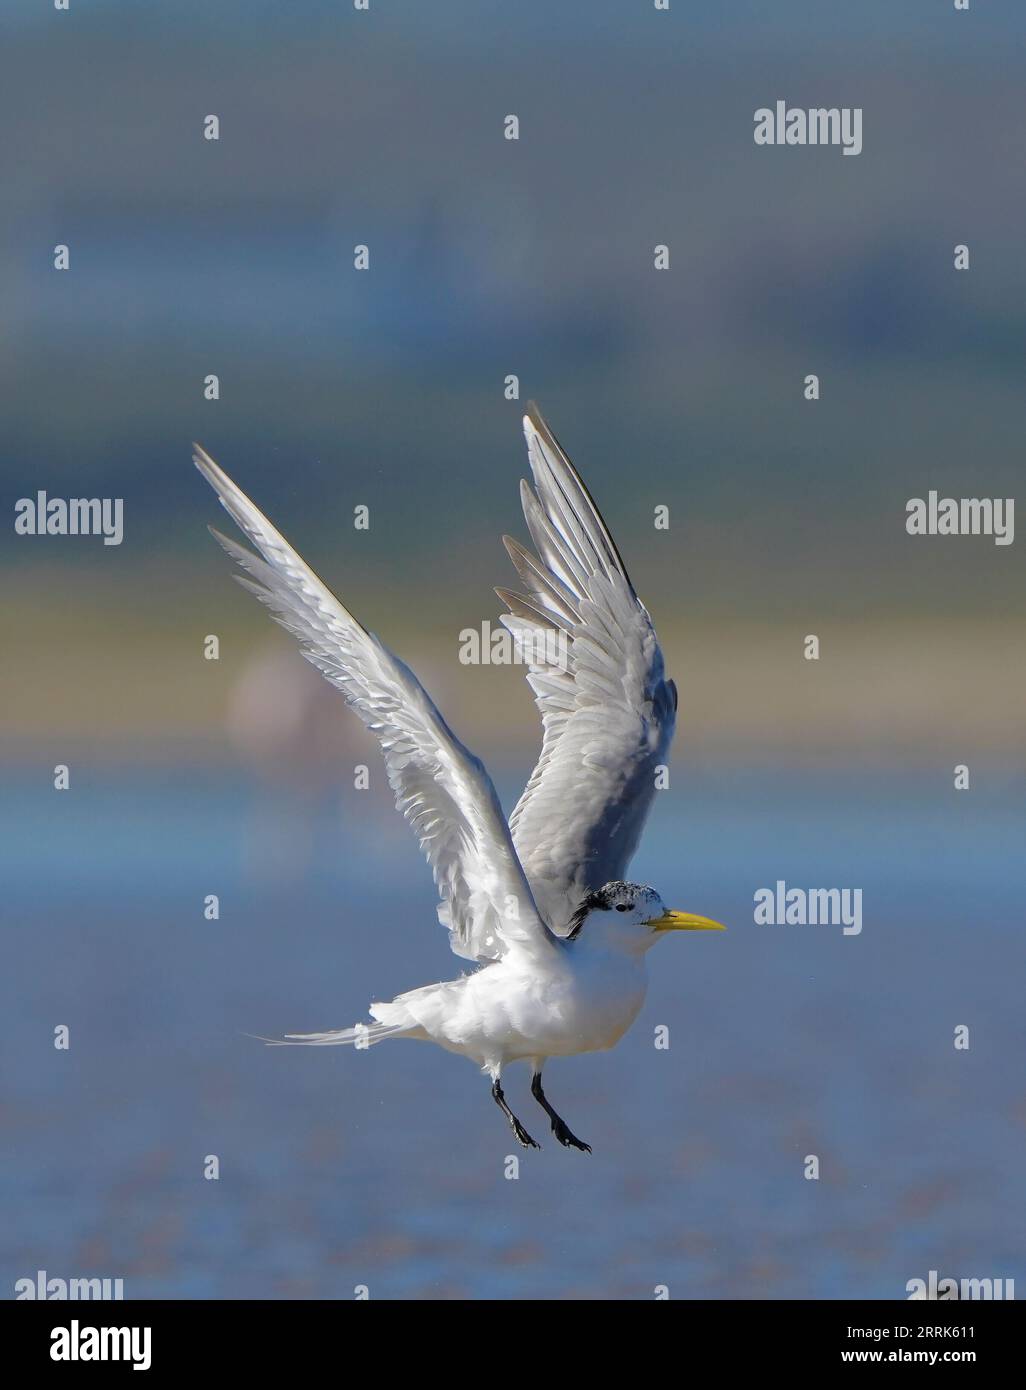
492;1079;539;1149
530;1072;592;1152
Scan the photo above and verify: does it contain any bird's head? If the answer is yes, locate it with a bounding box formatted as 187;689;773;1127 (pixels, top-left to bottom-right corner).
566;881;726;954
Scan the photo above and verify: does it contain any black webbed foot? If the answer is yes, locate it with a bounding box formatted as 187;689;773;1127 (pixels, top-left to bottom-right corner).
551;1118;591;1153
531;1071;592;1153
492;1078;540;1149
511;1119;541;1150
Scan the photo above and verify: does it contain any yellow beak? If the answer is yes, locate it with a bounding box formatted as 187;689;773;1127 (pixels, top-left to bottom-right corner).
649;910;727;932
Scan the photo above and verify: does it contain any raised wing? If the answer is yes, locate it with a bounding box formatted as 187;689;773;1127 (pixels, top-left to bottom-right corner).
194;444;556;965
496;406;677;931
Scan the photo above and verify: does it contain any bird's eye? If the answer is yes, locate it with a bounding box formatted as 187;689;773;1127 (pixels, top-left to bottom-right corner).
616;904;631;912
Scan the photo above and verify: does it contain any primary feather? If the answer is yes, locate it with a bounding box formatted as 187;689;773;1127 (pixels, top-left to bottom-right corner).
497;405;677;932
192;443;556;965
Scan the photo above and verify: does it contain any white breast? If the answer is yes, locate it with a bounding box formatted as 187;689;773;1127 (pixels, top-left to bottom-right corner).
426;945;649;1065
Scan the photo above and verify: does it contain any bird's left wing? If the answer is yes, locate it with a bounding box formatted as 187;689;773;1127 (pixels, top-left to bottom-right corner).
193;445;557;965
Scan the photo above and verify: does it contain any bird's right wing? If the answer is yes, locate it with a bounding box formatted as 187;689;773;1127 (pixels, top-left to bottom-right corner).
496;406;677;931
194;445;557;965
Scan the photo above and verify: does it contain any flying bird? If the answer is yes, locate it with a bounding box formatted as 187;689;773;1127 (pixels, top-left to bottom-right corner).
194;406;725;1152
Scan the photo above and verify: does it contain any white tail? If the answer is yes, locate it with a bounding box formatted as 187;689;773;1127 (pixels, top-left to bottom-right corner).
263;1021;409;1048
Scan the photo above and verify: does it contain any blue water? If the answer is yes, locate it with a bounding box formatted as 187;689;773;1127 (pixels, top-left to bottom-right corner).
2;764;1024;1299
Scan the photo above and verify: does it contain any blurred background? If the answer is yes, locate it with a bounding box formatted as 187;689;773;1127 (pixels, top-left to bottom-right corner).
2;0;1024;1299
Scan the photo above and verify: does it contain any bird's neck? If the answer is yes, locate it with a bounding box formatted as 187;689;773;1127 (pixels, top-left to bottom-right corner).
573;921;653;963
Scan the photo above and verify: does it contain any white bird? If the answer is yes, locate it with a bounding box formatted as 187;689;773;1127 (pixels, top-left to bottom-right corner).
194;406;725;1152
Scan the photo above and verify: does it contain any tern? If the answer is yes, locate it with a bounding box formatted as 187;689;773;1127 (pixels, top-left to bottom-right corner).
194;406;725;1152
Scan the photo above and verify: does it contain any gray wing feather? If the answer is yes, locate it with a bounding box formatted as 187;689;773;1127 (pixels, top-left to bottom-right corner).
497;406;677;932
194;444;555;964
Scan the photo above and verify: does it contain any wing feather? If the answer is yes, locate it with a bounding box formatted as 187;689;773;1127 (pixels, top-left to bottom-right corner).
194;444;555;964
497;406;677;931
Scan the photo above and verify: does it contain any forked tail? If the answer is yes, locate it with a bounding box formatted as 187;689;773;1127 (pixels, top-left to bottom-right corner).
261;1021;409;1048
